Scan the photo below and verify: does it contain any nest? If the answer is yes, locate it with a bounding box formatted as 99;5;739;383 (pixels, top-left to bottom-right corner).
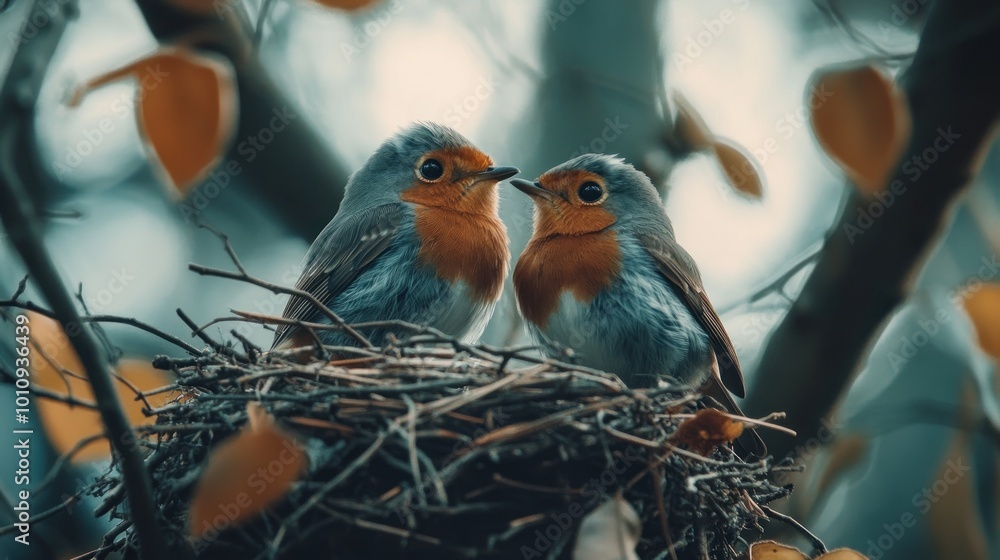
88;330;794;560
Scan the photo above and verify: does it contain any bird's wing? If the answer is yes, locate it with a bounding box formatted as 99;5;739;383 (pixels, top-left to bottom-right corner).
272;203;405;349
637;232;746;398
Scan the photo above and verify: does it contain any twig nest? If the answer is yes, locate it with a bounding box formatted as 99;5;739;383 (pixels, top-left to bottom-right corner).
93;339;792;560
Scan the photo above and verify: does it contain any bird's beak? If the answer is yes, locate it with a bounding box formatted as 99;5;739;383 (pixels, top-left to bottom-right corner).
472;166;519;184
510;178;560;203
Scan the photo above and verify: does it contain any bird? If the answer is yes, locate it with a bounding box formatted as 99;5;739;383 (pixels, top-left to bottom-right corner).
271;122;518;352
510;154;763;455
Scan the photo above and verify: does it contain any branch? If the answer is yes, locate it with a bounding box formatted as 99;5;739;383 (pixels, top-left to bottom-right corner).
0;298;205;356
188;262;373;348
745;0;1000;459
0;2;165;556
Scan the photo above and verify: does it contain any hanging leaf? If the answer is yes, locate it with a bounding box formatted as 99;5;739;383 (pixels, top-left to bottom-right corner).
809;64;910;195
711;138;764;199
961;283;1000;360
69;48;238;196
28;313;177;462
572;495;641;560
672;91;714;152
188;403;306;539
672;408;744;455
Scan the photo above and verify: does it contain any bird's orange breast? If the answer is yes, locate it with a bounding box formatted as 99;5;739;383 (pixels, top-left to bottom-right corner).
410;206;509;303
513;231;622;328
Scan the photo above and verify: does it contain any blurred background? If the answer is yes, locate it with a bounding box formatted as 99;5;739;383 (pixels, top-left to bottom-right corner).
0;0;998;558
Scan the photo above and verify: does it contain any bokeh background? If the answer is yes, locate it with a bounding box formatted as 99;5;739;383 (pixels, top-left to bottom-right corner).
1;0;998;558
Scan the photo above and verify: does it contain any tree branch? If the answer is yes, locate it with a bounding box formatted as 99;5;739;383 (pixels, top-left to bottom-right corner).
0;2;165;556
745;0;1000;459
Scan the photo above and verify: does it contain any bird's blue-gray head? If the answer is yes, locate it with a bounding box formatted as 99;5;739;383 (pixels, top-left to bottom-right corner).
509;153;667;237
339;122;518;216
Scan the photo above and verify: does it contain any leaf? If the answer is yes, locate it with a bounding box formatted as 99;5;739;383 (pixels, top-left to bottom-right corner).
572;495;641;560
188;404;306;539
961;283;1000;360
28;314;176;461
809;64;910;194
69;48;237;196
711;138;764;199
672;408;744;455
748;541;807;560
672;91;714;151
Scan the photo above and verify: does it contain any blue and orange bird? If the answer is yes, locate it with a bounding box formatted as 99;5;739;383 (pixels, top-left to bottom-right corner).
271;123;518;351
511;154;763;455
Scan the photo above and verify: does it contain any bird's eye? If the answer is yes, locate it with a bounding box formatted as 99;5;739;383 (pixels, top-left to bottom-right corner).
418;159;444;182
578;182;604;203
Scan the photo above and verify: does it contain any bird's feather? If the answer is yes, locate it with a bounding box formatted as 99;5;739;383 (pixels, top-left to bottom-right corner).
272;204;404;349
637;232;746;398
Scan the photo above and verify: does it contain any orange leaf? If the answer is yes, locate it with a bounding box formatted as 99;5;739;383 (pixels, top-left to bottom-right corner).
69;48;237;196
809;64;910;195
673;91;714;151
188;405;306;539
28;313;177;462
672;408;744;455
711;138;764;199
962;283;1000;360
748;541;807;560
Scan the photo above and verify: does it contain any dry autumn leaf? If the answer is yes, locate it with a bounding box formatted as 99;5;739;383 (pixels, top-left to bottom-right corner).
711;138;764;199
28;313;176;462
672;408;744;455
672;91;714;152
572;495;641;560
669;91;765;199
961;283;1000;360
809;64;910;195
188;403;306;540
69;48;237;196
